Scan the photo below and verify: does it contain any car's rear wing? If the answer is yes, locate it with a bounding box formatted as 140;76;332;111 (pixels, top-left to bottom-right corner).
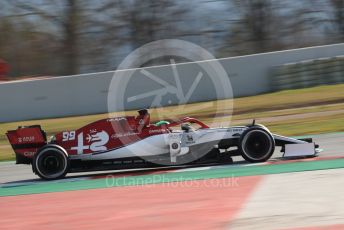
6;125;47;164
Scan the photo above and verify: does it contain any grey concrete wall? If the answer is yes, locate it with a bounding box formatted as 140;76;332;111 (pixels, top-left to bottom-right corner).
271;55;344;90
1;43;344;122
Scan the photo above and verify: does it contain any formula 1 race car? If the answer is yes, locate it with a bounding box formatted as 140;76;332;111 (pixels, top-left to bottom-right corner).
6;109;320;180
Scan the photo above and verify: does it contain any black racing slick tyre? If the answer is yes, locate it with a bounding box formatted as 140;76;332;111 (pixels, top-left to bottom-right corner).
32;145;70;180
239;127;275;163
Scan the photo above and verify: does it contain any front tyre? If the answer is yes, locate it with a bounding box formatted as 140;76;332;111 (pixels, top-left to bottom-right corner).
32;145;70;180
239;127;275;163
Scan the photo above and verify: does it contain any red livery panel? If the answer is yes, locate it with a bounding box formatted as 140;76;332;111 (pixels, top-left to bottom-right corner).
6;125;47;163
53;116;170;156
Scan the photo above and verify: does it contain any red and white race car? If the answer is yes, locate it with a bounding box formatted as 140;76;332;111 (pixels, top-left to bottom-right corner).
6;109;320;180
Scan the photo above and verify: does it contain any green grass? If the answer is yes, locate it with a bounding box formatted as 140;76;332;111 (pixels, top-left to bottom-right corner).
265;114;344;136
1;84;344;161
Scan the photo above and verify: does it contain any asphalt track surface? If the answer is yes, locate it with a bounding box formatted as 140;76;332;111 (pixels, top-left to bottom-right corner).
0;132;343;184
1;132;344;229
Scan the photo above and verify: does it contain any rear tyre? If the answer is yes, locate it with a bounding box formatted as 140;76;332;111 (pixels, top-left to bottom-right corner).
239;127;275;163
32;145;70;180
